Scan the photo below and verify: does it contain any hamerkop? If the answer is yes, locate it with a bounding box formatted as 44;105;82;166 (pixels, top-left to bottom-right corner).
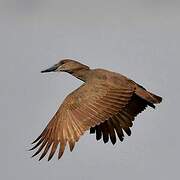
30;59;162;161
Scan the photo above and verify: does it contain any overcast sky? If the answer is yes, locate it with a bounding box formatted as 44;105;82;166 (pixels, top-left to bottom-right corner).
1;0;180;179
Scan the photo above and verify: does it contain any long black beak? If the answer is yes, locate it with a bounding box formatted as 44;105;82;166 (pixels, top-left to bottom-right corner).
41;65;58;73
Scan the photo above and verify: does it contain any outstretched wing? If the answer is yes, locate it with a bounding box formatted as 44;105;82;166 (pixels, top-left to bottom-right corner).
30;80;135;161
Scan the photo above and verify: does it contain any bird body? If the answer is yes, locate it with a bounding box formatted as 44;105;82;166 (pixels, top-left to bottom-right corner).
31;59;162;161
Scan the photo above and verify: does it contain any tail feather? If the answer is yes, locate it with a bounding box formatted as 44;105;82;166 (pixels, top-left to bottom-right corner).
147;92;162;104
135;86;162;106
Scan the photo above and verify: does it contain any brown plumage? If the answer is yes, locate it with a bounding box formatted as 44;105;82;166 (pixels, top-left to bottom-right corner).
30;59;162;161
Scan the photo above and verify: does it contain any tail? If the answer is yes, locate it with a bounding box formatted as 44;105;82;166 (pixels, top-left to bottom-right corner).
135;85;162;108
146;91;162;104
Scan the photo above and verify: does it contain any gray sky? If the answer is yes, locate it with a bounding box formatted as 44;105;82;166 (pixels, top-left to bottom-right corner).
1;0;180;179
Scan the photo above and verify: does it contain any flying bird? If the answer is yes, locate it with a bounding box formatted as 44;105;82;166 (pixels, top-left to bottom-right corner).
30;59;162;161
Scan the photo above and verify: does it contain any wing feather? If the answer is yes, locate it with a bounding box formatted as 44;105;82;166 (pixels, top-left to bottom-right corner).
107;119;116;145
30;80;135;160
90;94;149;144
48;142;58;161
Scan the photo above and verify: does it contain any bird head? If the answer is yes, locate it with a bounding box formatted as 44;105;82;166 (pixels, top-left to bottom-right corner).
41;59;89;73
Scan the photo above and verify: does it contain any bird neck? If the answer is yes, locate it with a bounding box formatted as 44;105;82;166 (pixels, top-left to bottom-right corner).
69;67;91;82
